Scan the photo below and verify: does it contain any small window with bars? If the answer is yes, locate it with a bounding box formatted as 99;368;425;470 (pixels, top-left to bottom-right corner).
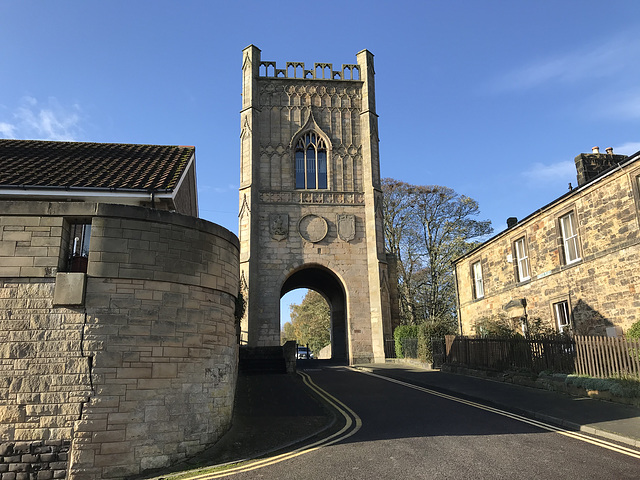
67;222;91;273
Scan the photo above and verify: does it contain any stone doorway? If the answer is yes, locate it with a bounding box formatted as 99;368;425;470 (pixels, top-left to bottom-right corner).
281;265;347;360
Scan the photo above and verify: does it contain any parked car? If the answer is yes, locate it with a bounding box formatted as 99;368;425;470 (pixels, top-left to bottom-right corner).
297;346;313;359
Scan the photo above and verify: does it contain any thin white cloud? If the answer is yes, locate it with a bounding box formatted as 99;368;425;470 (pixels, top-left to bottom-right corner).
522;160;575;182
0;122;16;138
494;32;640;92
199;183;237;194
613;141;640;155
520;144;640;184
1;96;83;141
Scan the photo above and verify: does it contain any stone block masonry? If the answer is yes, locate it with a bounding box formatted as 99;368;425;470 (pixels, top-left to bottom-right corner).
0;201;239;479
455;157;640;336
238;46;393;363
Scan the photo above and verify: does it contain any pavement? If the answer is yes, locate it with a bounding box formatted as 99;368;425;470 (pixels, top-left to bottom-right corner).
145;361;640;478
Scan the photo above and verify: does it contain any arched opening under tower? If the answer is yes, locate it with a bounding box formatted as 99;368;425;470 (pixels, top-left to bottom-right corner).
280;265;348;360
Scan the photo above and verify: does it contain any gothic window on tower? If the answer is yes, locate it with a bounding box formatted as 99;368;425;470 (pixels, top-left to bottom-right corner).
295;132;327;189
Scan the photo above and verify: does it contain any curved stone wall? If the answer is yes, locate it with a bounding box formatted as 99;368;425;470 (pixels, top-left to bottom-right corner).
0;202;239;479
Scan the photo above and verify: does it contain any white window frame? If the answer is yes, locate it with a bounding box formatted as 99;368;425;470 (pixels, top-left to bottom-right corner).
553;301;571;333
472;261;484;299
514;237;530;282
559;211;580;265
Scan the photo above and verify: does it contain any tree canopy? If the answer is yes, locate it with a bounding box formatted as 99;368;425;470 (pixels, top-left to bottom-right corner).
281;290;330;355
382;178;493;327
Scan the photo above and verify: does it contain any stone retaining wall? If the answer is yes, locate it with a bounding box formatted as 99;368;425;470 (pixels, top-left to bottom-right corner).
0;202;239;479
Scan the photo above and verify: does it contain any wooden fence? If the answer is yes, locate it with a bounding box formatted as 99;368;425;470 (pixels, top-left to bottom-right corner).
443;335;640;378
574;335;640;378
444;336;576;374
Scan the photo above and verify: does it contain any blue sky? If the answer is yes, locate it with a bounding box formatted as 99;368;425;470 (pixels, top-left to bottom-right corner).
2;1;640;325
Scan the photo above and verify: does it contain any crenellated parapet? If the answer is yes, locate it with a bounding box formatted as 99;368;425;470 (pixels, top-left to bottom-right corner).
259;59;360;80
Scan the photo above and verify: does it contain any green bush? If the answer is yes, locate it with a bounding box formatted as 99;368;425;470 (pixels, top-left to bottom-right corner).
627;320;640;339
475;314;520;337
394;325;419;358
527;316;559;338
417;319;457;363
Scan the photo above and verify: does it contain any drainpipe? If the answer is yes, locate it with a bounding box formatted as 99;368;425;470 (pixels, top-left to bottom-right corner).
522;298;529;338
453;264;462;336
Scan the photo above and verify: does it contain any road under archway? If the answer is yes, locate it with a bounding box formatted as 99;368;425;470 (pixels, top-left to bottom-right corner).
281;265;347;360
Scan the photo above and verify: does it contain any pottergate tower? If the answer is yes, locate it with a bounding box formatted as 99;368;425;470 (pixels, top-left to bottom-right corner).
238;45;395;363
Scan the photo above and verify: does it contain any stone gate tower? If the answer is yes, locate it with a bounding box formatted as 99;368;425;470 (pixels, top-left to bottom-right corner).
239;45;395;363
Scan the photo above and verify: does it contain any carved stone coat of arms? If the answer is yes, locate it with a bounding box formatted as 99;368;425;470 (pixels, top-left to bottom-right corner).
337;214;356;242
270;214;288;241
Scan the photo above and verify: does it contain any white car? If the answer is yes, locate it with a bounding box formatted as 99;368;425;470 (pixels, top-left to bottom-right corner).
297;346;313;359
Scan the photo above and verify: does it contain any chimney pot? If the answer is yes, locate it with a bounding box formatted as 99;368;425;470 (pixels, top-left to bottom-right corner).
592;146;600;154
606;147;614;154
507;217;518;228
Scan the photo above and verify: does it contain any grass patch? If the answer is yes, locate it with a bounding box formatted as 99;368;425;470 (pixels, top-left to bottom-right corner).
565;374;640;398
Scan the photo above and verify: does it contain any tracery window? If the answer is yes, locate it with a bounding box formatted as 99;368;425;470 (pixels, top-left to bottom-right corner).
295;132;327;189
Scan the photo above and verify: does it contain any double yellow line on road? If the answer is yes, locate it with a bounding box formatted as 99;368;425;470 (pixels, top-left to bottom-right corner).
155;366;639;479
355;368;640;460
169;370;361;479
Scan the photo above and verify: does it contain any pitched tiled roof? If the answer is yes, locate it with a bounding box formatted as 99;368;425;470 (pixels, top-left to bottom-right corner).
0;139;194;191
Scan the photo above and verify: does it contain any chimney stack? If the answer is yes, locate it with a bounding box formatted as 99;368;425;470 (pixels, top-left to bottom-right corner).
575;147;628;186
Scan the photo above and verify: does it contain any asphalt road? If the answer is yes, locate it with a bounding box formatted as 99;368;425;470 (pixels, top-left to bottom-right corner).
213;366;640;479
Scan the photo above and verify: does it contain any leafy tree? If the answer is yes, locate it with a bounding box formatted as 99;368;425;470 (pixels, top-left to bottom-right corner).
383;178;492;326
281;290;330;355
627;320;640;339
281;321;296;344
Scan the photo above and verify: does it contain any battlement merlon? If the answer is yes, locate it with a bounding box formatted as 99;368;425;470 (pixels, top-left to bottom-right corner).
242;44;374;82
258;60;361;80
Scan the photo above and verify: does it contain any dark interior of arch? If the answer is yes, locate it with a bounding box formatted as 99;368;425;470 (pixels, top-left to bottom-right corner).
281;266;347;360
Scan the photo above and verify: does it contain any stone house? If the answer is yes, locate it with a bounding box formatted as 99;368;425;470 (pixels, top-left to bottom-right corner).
454;147;640;337
0;140;239;479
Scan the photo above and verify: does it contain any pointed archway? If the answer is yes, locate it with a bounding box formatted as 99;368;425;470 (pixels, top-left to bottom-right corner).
281;265;347;360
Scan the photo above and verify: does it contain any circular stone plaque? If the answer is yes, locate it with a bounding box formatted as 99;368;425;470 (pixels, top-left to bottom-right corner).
298;214;328;243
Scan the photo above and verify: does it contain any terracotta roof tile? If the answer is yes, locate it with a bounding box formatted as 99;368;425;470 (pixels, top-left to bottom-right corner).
0;139;194;191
